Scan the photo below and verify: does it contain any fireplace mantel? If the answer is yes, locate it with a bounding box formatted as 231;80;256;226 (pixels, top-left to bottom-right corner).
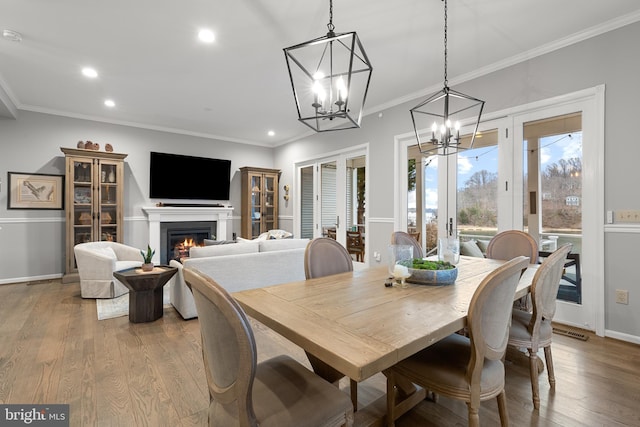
142;206;233;263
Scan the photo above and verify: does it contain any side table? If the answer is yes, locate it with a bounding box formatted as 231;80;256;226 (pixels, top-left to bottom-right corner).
113;265;177;323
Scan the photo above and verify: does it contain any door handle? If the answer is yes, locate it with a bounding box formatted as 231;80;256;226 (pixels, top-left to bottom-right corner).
336;216;340;229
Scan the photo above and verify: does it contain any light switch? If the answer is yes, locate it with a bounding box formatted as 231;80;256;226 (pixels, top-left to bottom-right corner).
615;210;640;223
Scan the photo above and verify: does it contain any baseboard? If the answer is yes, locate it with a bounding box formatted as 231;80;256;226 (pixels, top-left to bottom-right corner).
605;329;640;345
0;273;63;285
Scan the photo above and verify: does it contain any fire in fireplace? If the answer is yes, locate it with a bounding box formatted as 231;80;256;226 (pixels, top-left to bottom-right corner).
160;221;216;264
172;237;199;261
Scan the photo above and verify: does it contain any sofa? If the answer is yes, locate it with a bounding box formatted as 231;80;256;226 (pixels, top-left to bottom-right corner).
74;241;143;298
169;238;310;319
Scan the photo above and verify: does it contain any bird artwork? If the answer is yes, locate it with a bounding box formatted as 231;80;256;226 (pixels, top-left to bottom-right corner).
23;180;53;200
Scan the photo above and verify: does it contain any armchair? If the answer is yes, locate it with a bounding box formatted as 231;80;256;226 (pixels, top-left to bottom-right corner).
74;241;143;298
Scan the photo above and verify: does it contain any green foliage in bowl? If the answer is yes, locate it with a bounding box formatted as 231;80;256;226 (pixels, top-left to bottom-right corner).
400;258;455;270
400;258;458;285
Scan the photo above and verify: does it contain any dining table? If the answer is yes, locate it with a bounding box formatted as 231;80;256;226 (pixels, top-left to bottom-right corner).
232;255;537;426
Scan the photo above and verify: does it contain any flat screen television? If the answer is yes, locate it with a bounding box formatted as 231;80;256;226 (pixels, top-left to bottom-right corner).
149;151;231;200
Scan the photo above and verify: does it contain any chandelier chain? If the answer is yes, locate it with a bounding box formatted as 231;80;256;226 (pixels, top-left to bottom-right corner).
443;0;448;87
327;0;335;33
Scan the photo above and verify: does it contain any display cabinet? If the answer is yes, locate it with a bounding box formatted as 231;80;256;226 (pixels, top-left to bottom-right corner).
240;167;280;239
61;147;127;282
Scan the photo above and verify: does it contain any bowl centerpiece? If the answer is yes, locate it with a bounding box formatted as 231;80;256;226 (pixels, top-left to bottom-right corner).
400;258;458;285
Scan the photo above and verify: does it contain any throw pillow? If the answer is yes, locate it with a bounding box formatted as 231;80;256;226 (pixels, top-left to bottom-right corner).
476;239;490;254
190;241;259;258
203;239;237;246
460;240;484;258
267;229;293;239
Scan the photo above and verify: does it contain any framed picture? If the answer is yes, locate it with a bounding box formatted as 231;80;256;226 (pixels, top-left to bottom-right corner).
7;172;65;210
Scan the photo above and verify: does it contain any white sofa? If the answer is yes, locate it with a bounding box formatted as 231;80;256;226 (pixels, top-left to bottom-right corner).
74;241;143;298
169;238;309;319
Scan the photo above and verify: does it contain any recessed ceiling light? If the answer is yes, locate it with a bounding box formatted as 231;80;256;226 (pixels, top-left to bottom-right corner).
104;99;115;108
268;130;275;137
198;29;215;43
2;29;22;42
82;67;98;78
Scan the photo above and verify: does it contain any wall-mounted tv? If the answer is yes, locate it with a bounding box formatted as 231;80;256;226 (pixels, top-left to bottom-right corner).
149;151;231;200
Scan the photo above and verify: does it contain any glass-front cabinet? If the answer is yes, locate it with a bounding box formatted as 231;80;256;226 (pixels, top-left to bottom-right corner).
61;147;127;282
240;167;280;239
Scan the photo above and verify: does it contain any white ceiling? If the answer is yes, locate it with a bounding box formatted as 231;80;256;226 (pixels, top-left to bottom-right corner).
2;1;640;147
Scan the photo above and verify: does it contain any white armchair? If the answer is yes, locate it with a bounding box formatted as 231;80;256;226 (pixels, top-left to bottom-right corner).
74;241;143;298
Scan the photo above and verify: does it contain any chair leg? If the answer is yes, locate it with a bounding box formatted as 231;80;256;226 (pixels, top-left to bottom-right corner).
528;350;541;409
466;402;480;427
496;390;509;427
543;345;556;388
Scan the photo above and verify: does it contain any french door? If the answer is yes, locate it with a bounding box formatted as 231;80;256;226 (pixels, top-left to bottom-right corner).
397;87;604;334
296;147;368;264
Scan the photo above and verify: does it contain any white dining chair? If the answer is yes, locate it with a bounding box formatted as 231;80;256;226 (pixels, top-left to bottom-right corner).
508;243;572;409
385;256;530;427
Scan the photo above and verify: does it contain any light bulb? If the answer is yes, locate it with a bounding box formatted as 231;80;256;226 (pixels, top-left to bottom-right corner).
336;77;347;101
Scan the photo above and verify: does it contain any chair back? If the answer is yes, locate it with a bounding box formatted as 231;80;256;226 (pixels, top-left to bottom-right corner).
184;267;258;427
346;230;364;262
391;231;424;259
304;237;353;279
467;256;530;375
531;244;572;326
486;230;539;264
326;228;337;240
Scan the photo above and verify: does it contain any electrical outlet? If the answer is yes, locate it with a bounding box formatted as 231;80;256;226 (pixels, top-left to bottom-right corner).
615;289;629;305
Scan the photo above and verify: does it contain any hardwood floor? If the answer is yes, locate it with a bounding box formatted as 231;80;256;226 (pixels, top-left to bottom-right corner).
1;278;639;426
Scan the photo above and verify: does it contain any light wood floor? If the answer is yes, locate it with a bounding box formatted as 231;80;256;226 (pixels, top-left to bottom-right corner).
1;279;639;427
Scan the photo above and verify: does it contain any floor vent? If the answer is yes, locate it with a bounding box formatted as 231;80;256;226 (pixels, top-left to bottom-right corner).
553;327;589;341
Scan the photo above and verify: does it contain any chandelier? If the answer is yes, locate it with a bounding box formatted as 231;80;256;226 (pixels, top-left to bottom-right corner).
410;0;484;155
283;0;373;132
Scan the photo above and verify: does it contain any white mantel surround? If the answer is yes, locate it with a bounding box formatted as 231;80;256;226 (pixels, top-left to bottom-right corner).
142;206;233;264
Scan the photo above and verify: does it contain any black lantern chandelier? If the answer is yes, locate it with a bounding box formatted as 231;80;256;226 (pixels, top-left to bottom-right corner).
284;0;373;132
410;0;485;155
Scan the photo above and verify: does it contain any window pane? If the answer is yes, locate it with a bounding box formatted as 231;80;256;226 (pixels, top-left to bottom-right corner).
457;129;499;242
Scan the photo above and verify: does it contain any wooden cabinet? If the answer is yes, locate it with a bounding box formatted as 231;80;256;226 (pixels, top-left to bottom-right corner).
240;167;280;239
61;147;127;282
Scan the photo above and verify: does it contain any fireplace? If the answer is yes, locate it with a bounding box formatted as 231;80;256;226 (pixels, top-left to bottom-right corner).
160;221;216;264
142;206;234;265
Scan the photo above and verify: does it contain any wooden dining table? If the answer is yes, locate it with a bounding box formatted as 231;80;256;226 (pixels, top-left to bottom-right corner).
233;255;537;425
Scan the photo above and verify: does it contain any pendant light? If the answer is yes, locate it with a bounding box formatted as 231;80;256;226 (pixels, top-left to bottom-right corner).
410;0;484;155
284;0;373;132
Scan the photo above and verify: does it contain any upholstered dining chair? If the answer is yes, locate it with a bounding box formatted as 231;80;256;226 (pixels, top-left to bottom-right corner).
385;256;530;427
486;230;539;311
486;230;539;264
304;237;358;408
184;266;354;427
391;231;423;259
508;243;572;410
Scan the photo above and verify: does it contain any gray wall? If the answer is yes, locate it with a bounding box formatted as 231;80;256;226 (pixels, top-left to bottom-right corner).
0;112;273;282
274;21;640;341
1;21;639;341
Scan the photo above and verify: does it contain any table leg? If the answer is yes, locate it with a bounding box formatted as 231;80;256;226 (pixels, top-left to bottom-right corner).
129;287;164;323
